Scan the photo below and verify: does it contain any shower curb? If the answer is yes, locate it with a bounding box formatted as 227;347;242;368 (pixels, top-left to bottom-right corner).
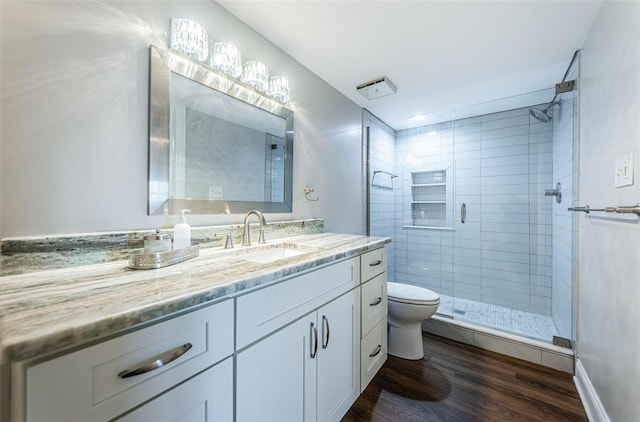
422;315;574;373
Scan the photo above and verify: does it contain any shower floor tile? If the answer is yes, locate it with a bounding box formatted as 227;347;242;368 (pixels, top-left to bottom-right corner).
437;295;558;342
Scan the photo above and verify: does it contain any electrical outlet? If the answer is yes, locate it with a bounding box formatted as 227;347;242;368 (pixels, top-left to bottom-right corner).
615;153;634;188
209;186;223;200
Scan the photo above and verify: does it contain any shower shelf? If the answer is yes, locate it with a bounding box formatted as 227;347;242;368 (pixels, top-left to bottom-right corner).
411;201;446;204
411;183;446;187
402;225;455;231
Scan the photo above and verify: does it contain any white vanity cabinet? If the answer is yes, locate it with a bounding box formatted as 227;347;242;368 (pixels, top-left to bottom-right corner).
236;257;361;422
359;248;388;392
19;299;234;422
9;243;390;422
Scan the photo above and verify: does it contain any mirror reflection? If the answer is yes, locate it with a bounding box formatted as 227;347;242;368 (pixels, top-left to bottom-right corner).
148;45;293;216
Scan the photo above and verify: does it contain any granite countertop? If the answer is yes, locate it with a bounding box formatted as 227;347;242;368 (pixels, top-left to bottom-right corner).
0;233;390;365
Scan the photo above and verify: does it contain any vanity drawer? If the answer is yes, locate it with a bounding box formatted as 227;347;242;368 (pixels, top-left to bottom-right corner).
236;257;359;350
25;299;234;422
116;357;233;422
361;272;388;338
360;248;386;282
360;317;387;393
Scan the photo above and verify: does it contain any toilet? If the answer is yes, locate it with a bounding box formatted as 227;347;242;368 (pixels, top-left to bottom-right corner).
387;282;440;360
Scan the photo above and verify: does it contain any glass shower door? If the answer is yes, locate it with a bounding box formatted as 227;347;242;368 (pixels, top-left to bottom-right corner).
449;87;575;344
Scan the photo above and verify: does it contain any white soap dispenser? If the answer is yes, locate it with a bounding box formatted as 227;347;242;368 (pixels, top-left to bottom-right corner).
173;209;191;250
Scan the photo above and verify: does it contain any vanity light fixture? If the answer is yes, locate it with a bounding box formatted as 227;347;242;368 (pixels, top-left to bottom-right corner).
169;18;292;103
268;75;291;103
241;61;269;92
170;18;208;62
210;42;243;78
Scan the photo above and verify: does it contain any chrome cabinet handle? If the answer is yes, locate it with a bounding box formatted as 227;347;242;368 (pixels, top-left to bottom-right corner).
321;315;330;349
310;322;318;358
461;203;467;224
370;297;382;306
369;259;382;267
118;343;192;379
369;344;382;358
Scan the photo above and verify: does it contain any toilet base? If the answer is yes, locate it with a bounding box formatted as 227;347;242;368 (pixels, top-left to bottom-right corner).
387;320;424;360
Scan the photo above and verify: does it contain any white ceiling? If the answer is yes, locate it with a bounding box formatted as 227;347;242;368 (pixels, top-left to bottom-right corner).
218;0;602;130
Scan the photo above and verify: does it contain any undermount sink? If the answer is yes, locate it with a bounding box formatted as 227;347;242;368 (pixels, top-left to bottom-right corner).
239;244;310;264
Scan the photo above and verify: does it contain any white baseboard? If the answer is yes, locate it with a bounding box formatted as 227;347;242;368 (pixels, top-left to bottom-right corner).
574;359;611;422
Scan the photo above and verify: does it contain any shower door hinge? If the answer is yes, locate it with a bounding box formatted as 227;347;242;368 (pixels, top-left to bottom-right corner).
555;80;576;94
552;336;572;349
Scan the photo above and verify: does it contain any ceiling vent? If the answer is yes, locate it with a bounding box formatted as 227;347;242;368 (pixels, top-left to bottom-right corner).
356;77;397;100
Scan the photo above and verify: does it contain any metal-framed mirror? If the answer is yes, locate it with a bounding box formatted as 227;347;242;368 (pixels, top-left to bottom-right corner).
148;44;294;215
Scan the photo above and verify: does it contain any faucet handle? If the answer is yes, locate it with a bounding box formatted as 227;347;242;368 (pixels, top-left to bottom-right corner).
258;228;266;244
224;233;234;249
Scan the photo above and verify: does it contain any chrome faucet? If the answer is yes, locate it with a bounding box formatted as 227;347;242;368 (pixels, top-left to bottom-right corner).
242;210;267;246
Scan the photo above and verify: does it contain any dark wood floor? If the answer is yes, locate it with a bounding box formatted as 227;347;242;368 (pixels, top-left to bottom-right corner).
343;333;587;422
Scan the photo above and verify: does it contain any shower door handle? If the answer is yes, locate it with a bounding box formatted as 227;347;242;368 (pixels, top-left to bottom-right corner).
461;203;466;224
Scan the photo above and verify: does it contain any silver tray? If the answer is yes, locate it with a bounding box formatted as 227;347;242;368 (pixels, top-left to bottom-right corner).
128;242;200;270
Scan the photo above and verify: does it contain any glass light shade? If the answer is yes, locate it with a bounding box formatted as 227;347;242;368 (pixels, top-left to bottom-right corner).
170;18;208;62
210;42;243;78
268;76;291;103
241;61;269;92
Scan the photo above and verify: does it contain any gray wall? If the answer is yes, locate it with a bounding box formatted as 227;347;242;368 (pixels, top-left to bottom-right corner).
0;1;363;238
578;1;640;421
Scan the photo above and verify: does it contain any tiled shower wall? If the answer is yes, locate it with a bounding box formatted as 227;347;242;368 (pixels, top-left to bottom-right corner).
394;107;555;315
394;123;454;300
367;115;397;277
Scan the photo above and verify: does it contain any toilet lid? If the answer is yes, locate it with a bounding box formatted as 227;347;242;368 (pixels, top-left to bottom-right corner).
387;282;440;305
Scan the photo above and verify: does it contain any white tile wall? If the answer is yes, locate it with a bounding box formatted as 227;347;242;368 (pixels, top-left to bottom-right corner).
367;115;397;276
369;98;575;343
394;106;555;324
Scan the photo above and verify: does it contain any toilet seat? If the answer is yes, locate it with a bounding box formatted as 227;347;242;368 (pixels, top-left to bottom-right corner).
387;282;440;306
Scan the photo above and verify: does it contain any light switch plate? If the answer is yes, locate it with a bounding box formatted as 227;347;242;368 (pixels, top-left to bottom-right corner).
209;186;223;200
615;152;634;188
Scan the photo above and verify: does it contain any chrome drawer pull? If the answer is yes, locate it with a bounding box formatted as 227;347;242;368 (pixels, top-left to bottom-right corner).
369;344;382;358
118;343;192;379
321;315;330;349
370;297;382;306
369;260;382;267
310;322;318;359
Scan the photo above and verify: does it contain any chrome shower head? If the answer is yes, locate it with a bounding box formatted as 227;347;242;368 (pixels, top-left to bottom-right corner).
529;101;560;123
530;107;551;123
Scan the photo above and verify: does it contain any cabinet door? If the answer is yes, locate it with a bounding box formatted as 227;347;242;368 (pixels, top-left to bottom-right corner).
116;357;233;422
236;315;317;422
316;289;361;422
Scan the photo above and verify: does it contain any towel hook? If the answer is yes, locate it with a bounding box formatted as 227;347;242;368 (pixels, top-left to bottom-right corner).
304;186;320;201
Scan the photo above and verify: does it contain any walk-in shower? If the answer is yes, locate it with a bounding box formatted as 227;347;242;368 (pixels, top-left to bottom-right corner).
365;54;579;348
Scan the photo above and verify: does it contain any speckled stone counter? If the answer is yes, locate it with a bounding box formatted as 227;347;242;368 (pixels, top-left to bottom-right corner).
0;233;390;365
0;219;324;276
